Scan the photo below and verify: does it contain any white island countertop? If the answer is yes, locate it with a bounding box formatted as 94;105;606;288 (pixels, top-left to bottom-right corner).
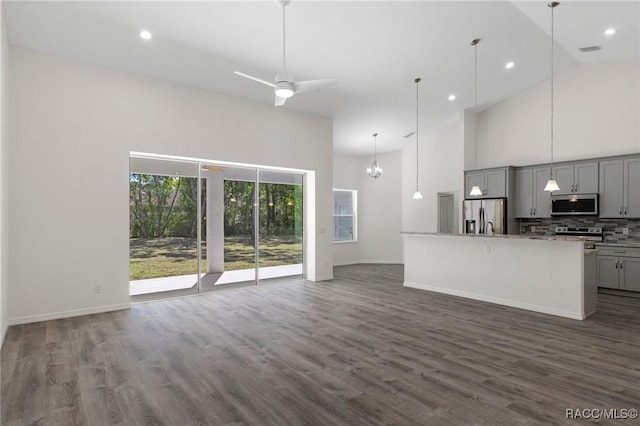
402;231;592;242
403;232;596;320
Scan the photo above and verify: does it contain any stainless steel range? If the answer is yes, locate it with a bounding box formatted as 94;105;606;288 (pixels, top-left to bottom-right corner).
554;226;603;249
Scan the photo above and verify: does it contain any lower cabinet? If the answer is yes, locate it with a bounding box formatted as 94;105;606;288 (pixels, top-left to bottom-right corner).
596;248;640;291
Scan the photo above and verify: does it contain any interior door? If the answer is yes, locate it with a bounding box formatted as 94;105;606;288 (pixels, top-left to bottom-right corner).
438;193;454;233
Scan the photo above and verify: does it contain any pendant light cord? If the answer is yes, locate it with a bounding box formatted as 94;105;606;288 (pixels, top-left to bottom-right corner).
374;133;378;162
550;3;556;177
415;78;420;191
472;38;480;168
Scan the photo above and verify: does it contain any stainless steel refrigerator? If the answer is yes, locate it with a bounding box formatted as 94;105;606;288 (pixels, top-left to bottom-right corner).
463;198;507;235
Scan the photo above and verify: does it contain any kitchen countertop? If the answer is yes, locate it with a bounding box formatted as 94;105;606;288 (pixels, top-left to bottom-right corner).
595;242;640;248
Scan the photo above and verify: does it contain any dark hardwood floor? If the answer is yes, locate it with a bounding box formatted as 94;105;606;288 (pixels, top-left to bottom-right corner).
2;264;640;425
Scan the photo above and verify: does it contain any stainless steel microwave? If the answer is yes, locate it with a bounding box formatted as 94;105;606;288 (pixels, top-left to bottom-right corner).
551;193;599;216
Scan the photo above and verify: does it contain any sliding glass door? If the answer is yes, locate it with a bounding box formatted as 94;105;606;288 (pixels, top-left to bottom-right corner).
129;157;201;297
129;154;304;299
258;171;303;282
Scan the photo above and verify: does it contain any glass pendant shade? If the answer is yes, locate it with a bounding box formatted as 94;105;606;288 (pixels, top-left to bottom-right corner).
366;161;382;179
469;185;483;196
544;178;560;192
412;191;423;200
366;132;382;179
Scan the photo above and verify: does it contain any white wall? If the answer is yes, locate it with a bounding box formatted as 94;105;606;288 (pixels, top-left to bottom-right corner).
402;113;465;233
476;59;640;168
359;150;403;264
332;151;403;265
0;9;10;344
10;47;333;323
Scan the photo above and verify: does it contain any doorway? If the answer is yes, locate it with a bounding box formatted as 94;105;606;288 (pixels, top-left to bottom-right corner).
437;192;455;234
129;154;305;299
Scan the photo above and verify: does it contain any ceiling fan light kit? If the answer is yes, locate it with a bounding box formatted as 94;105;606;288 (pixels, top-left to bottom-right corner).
275;80;294;98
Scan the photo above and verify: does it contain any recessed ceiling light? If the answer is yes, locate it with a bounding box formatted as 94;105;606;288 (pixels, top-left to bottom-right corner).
604;28;616;36
139;30;152;40
448;94;456;101
505;61;515;69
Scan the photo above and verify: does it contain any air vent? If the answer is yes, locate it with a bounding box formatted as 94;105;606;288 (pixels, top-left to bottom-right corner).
579;46;602;53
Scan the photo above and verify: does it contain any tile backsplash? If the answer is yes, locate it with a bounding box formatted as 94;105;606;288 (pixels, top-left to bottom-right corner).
519;217;640;243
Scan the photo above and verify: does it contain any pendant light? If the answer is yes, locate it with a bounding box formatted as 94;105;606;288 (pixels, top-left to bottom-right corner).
412;78;423;200
366;133;383;179
469;38;483;197
544;2;561;192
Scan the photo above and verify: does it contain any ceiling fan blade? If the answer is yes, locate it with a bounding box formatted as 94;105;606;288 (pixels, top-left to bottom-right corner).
234;71;275;88
294;78;337;94
274;95;287;107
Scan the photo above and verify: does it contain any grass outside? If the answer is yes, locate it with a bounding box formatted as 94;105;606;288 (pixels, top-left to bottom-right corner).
130;236;302;280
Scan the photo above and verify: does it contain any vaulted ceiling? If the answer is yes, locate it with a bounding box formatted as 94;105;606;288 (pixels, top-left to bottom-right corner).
5;1;639;156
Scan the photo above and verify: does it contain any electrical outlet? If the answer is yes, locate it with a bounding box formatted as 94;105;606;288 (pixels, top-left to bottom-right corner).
95;284;101;294
623;228;629;235
484;245;491;253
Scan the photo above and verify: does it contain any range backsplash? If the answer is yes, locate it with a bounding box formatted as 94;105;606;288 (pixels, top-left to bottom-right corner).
519;217;640;243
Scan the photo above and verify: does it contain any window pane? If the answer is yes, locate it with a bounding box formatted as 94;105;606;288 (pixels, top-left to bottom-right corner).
334;216;354;241
333;190;353;215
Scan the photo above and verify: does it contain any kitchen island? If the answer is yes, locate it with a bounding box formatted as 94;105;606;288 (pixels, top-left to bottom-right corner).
403;233;596;320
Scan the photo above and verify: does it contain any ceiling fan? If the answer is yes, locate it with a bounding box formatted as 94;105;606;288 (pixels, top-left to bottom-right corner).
234;0;337;107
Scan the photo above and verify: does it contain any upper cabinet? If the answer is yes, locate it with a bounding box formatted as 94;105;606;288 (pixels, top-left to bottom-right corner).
465;167;508;198
552;162;598;195
515;167;551;218
600;157;640;218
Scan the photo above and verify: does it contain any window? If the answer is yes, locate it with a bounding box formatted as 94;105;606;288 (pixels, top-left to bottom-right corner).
333;189;357;242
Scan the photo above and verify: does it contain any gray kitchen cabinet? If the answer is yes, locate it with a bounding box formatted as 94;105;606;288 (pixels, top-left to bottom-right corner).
620;257;640;291
465;171;485;196
552;161;598;195
597;256;620;289
465;168;507;198
624;157;640;217
597;247;640;291
599;157;640;218
515;166;551;218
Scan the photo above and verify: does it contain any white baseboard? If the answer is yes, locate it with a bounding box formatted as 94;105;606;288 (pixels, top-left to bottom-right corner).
333;260;359;266
403;281;585;321
8;303;132;326
308;274;334;282
333;260;403;266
